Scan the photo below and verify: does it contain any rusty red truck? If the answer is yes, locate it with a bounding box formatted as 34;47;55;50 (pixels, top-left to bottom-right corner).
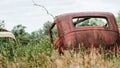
49;12;120;54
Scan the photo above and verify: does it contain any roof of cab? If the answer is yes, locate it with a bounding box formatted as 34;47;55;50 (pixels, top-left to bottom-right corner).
56;12;114;19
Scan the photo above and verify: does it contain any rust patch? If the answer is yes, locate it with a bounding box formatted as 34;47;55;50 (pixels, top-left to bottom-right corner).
49;12;120;54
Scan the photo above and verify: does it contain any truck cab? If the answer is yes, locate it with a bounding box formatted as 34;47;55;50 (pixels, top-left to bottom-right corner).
49;12;120;53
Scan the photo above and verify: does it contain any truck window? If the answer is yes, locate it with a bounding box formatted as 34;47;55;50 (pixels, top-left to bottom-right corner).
72;17;108;27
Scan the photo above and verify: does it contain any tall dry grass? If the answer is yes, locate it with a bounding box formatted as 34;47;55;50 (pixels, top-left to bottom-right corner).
0;47;119;68
0;37;120;68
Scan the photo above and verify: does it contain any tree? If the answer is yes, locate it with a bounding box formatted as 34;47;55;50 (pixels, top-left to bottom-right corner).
12;24;30;45
12;24;26;37
43;21;52;35
75;18;105;27
30;21;52;39
116;11;120;32
31;28;43;39
0;20;5;29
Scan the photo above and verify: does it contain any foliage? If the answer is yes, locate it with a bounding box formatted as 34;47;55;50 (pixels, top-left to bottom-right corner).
0;38;16;60
31;28;43;39
0;20;5;29
43;21;52;35
12;24;30;39
0;12;120;67
116;11;120;32
76;18;106;27
30;21;52;40
0;21;120;67
0;38;120;68
11;24;31;45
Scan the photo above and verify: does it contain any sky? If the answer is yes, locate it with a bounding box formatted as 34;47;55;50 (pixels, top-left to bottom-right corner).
0;0;120;33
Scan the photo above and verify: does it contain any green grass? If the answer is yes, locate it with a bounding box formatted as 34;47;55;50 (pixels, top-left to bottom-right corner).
0;37;120;68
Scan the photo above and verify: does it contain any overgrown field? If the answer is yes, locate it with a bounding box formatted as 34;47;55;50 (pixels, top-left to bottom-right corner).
0;36;120;68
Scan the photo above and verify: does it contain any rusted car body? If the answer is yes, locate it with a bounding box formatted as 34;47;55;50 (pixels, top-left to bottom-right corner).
49;12;120;54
